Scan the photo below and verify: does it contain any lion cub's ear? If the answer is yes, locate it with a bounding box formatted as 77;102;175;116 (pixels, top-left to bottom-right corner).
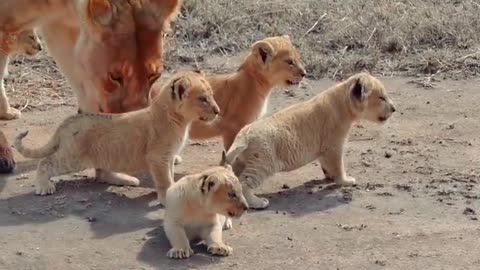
352;78;369;101
171;77;190;100
86;0;114;26
200;174;219;194
193;69;206;77
252;41;275;64
220;150;233;170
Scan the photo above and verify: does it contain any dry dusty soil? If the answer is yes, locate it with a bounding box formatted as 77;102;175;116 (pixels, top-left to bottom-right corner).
1;71;480;269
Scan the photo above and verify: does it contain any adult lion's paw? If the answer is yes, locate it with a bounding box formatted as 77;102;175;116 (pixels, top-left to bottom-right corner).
207;243;233;256
167;247;194;259
0;133;15;174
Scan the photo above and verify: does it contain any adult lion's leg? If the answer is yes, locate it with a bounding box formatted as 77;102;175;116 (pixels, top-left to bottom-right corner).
0;53;21;120
319;148;355;186
0;130;15;174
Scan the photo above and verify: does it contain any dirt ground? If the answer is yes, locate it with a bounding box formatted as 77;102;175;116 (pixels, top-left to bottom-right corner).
1;68;480;270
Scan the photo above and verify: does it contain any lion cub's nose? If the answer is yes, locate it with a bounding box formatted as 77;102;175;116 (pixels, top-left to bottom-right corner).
300;69;306;78
391;104;397;113
241;203;248;211
213;106;220;115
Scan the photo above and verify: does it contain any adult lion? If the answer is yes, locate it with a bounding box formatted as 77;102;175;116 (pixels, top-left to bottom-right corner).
0;0;182;183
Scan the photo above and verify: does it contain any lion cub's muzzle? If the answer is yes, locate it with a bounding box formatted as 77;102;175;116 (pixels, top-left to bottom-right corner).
379;101;397;122
227;201;249;218
200;103;220;122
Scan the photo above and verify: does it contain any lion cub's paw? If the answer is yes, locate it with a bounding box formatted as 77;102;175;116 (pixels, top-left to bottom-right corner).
223;217;233;230
35;181;56;196
96;171;140;187
207;243;233;256
167;247;194;259
248;197;269;210
174;155;183;165
0;107;21;120
336;176;356;186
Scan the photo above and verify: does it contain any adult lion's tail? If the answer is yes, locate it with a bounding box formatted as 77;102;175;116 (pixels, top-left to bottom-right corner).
222;128;250;166
14;130;60;159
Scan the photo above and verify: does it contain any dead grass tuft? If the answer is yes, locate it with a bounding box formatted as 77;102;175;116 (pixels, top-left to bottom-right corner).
165;0;480;79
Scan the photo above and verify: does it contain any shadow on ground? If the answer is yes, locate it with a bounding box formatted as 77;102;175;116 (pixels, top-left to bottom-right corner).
0;171;186;239
252;178;352;217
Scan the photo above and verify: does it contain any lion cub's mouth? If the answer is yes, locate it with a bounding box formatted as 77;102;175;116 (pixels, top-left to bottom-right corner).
378;116;388;122
286;80;301;85
199;116;212;121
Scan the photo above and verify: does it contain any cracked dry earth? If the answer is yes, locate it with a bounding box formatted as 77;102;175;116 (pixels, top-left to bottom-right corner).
1;76;480;270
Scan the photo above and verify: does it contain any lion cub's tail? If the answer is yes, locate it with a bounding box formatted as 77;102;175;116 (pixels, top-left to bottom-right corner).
224;129;250;165
14;130;60;159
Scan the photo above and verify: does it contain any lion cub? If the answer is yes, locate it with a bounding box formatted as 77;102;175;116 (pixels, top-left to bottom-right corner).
15;70;220;204
164;153;248;259
223;72;396;209
156;36;305;164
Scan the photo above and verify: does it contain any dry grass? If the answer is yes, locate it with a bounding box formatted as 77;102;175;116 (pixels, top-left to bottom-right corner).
7;51;75;111
165;0;480;79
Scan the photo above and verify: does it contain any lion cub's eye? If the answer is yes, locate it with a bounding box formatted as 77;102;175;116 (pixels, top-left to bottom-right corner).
286;59;294;66
109;72;123;86
379;96;386;101
198;96;208;103
228;191;237;199
148;73;161;84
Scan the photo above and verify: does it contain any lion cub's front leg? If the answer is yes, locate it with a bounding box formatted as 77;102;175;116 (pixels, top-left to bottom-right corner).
148;160;174;206
319;149;355;186
164;220;194;259
202;217;233;256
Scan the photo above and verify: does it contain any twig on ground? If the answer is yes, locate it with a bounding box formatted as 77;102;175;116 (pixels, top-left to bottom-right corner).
302;13;327;38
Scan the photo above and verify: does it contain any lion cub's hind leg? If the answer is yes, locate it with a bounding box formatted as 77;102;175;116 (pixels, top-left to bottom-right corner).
237;158;274;210
35;155;87;195
202;217;233;256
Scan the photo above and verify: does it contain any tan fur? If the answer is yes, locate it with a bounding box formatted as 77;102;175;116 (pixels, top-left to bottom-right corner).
224;72;397;209
14;71;219;204
155;36;306;158
164;158;248;259
0;29;42;120
0;0;182;120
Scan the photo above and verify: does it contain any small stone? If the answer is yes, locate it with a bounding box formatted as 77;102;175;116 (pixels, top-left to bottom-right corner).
86;217;97;223
463;207;476;216
281;184;290;189
384;152;393;158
